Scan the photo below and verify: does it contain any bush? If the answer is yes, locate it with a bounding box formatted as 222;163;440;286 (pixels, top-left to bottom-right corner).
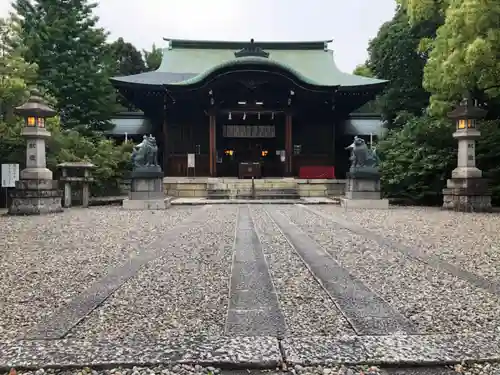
477;120;500;205
47;126;133;196
378;115;456;205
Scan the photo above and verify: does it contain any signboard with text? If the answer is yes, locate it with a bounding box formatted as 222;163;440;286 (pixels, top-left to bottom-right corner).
1;164;20;188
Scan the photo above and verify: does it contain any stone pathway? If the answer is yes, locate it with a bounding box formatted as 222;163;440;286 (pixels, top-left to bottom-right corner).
1;205;500;374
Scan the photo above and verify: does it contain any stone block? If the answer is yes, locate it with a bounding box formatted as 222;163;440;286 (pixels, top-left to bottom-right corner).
122;198;171;210
347;178;380;193
341;198;389;209
9;179;63;215
442;177;492;212
129;191;164;200
177;190;196;197
345;191;382;200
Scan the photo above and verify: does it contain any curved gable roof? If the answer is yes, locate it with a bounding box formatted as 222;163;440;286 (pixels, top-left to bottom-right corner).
111;39;387;90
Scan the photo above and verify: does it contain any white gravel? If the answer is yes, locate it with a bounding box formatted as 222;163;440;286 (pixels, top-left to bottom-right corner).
276;206;500;335
0;206;196;341
250;206;354;337
68;205;238;340
316;206;500;281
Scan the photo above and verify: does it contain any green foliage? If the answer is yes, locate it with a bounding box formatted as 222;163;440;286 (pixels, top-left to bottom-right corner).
143;43;162;71
108;37;146;111
12;0;118;133
109;37;146;76
0;17;37;121
0;119;25;164
378;115;456;204
423;0;500;116
352;64;373;77
476;120;500;204
46;119;133;196
397;0;448;25
366;9;434;126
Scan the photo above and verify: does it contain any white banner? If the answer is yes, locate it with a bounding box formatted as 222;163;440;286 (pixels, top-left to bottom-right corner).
1;164;20;188
223;125;275;138
187;153;195;168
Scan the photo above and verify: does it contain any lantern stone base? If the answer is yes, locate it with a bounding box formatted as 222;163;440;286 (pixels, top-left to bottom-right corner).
122;169;169;210
8;179;63;215
442;177;492;212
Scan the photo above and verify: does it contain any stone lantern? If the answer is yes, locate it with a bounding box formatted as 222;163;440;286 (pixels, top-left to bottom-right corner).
442;94;491;212
8;89;63;215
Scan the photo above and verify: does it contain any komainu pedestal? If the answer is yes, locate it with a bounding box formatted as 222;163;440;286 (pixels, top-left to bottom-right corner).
9;179;63;215
342;169;389;209
341;136;389;209
442;177;491;212
122;168;170;210
122;135;170;210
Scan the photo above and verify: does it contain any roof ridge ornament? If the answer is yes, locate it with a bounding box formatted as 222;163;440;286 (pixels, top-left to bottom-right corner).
234;39;270;58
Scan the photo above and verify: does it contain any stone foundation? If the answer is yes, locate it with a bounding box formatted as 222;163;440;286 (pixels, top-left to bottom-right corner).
442;177;492;212
9;179;63;215
163;177;346;198
342;173;388;209
123;170;169;210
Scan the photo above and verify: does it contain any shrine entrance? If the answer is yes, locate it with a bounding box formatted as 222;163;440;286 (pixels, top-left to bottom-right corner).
216;113;286;178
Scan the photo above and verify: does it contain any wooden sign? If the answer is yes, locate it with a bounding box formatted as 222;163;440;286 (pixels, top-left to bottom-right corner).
223;125;275;138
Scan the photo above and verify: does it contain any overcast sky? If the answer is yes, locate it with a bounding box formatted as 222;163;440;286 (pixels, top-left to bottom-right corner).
0;0;397;72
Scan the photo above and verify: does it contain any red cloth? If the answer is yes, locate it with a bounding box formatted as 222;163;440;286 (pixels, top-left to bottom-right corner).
299;166;335;179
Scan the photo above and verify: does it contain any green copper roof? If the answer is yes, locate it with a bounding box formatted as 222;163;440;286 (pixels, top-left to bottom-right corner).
111;39;387;89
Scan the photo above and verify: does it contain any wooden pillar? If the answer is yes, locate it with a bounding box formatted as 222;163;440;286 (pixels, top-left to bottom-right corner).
209;113;217;177
285;113;293;176
163;99;168;175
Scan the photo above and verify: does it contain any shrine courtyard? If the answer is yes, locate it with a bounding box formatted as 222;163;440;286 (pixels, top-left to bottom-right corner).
1;204;500;375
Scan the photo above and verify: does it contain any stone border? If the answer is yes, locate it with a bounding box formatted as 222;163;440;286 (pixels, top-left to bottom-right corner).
2;333;499;370
0;336;280;370
281;332;500;366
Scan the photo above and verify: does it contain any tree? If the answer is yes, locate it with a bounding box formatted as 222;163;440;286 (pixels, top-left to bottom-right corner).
12;0;118;133
422;0;500;116
397;0;448;25
0;17;36;121
108;37;146;111
109;37;146;76
378;114;456;204
143;43;162;71
366;9;435;126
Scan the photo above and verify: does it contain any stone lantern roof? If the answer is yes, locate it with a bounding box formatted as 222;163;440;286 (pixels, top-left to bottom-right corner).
15;89;57;118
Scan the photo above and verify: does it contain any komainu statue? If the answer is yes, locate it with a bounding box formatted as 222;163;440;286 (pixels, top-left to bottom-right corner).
345;136;379;173
131;134;159;169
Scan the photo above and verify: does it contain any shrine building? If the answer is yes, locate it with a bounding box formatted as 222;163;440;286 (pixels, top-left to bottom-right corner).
109;38;387;179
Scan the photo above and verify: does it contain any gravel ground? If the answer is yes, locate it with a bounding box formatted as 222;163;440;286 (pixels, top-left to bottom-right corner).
0;207;197;341
68;205;238;340
275;206;500;335
250;206;354;337
314;206;500;282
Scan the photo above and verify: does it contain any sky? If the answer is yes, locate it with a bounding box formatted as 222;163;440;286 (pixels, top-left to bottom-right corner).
0;0;397;73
